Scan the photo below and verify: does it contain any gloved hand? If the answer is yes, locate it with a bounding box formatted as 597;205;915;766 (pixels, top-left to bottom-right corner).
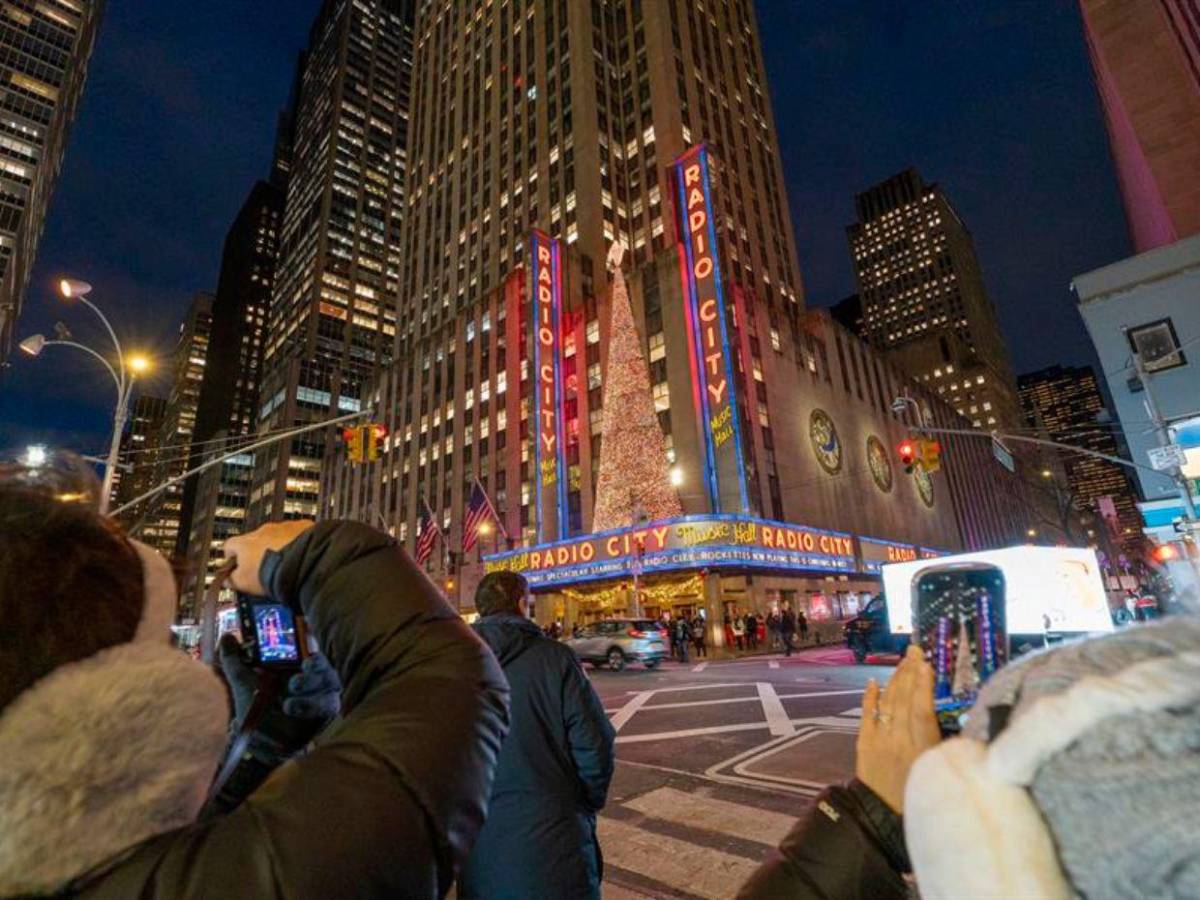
217;633;341;765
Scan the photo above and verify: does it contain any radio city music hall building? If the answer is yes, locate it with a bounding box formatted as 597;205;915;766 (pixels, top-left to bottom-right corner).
322;1;1031;634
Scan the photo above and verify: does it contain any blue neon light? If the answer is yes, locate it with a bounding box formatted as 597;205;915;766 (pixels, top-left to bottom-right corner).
698;149;751;513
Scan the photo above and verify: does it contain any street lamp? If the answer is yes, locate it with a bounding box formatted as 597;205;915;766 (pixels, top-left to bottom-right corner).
23;444;47;467
891;394;931;428
19;278;150;514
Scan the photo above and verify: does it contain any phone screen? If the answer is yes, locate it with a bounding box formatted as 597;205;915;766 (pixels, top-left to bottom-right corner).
252;603;300;664
914;565;1006;734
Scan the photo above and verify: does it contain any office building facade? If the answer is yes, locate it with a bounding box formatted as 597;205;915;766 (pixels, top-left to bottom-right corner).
110;392;166;510
121;292;212;558
1079;0;1200;253
847;168;1023;431
177;178;285;610
0;0;106;365
248;0;413;523
1018;364;1143;548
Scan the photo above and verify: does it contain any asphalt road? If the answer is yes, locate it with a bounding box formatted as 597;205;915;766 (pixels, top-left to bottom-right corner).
586;646;898;900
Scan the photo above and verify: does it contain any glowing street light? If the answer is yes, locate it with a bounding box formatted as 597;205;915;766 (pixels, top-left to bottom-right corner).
23;445;47;467
17;277;151;513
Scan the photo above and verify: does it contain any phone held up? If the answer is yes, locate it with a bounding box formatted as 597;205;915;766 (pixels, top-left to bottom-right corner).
913;563;1007;737
236;594;309;672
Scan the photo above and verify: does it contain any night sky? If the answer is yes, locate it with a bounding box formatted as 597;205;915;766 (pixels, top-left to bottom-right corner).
0;0;1131;454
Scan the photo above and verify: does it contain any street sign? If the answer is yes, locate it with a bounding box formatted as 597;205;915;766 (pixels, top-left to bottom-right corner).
1148;444;1187;471
992;436;1014;473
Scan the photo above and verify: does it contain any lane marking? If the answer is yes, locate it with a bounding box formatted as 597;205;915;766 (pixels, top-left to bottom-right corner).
691;661;708;672
610;691;655;733
640;688;865;712
597;817;759;900
616;721;770;743
624;786;797;847
757;681;797;736
616;758;810;797
768;660;779;669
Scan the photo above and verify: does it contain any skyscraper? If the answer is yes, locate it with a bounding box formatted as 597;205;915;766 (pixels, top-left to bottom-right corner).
0;0;106;365
1018;364;1143;548
1079;0;1200;253
248;0;413;523
110;392;166;511
176;178;285;607
847;168;1023;430
121;292;212;558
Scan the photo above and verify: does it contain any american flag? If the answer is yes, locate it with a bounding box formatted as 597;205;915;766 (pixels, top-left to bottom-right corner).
414;496;441;567
463;479;505;553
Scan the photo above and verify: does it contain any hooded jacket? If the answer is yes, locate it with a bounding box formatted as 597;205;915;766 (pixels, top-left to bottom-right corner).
458;613;615;900
0;521;510;899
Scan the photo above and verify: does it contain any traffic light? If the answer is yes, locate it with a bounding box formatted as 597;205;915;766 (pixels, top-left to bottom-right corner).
343;427;365;462
898;440;917;474
919;439;942;473
1153;543;1180;563
366;423;387;461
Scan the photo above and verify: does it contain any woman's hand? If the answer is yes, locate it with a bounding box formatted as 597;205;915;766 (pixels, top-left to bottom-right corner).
223;520;315;596
856;643;941;813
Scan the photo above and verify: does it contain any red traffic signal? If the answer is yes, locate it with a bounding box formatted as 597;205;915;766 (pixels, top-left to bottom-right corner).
898;440;917;472
1153;543;1179;563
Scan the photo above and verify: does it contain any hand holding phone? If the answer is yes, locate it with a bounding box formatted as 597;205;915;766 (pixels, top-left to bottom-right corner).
223;520;316;596
857;645;941;813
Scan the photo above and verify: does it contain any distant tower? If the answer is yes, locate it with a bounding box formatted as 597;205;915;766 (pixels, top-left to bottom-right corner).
847;168;1023;430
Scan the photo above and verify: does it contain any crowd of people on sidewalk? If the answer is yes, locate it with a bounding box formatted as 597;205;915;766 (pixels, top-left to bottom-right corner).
2;455;1195;899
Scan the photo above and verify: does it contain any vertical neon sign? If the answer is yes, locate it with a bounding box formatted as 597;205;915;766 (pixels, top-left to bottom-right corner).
672;145;749;513
531;230;569;541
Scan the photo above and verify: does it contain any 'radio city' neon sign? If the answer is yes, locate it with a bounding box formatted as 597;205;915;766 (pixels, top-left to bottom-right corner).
673;145;748;513
531;230;568;541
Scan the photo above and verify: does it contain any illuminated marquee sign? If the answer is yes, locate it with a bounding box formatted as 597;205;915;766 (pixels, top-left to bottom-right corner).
858;537;921;574
484;514;857;589
531;230;568;542
672;145;748;514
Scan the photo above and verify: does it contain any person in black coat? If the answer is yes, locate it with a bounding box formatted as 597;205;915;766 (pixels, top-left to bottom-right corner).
460;572;616;900
0;507;510;899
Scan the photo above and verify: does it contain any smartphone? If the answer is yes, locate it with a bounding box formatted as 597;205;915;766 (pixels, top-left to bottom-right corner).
912;563;1007;736
237;596;305;670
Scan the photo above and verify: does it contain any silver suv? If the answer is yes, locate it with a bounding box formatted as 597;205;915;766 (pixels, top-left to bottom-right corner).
566;619;667;671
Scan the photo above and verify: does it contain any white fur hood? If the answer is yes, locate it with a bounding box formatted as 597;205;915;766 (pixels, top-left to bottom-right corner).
0;641;229;896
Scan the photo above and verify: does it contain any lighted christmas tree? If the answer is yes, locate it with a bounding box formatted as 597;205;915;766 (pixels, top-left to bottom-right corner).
951;616;979;697
591;243;683;532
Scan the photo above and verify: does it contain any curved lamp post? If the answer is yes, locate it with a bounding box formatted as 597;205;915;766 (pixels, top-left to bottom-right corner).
19;279;150;513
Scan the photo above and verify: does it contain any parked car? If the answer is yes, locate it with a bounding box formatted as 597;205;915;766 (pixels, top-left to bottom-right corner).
565;619;667;671
843;595;909;664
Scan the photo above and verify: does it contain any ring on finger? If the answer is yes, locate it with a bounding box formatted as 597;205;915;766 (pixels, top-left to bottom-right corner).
875;712;893;726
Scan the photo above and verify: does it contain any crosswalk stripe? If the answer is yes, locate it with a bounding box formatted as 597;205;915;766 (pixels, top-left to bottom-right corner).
691;661;708;672
623;786;797;848
597;817;760;900
768;660;779;668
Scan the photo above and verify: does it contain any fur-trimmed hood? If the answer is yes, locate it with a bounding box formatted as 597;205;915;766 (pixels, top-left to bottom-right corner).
0;541;230;897
905;619;1200;900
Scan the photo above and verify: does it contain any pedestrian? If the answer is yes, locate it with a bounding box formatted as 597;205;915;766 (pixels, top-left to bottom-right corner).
768;612;781;651
0;469;509;899
665;612;677;659
724;612;735;650
673;615;691;663
732;612;746;651
461;571;616;900
781;605;796;657
737;618;1200;900
692;614;707;657
745;611;758;651
797;609;810;645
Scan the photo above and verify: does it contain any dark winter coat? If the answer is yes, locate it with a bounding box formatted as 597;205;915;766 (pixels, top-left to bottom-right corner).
736;780;909;899
460;614;616;900
14;522;510;899
780;610;797;636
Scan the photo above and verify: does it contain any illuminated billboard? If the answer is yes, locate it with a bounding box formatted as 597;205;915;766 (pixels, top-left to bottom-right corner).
530;230;568;541
881;546;1114;636
671;145;748;514
484;513;857;588
858;537;921;573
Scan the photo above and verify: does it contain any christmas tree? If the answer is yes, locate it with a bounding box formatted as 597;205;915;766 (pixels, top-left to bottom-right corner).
591;243;682;532
951;616;979;697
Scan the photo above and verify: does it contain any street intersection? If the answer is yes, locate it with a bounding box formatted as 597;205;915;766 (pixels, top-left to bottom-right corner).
588;647;896;899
